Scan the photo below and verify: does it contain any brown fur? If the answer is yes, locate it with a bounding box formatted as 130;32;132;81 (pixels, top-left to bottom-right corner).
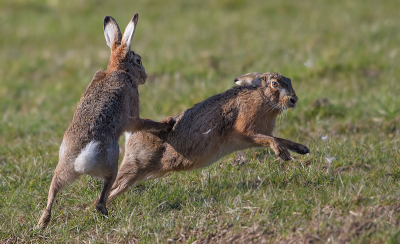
107;72;310;201
36;13;174;229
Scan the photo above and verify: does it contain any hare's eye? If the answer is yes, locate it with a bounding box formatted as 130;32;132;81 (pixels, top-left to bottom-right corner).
135;59;141;65
271;81;278;88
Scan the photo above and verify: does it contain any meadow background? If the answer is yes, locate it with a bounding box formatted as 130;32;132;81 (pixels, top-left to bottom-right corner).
1;0;399;243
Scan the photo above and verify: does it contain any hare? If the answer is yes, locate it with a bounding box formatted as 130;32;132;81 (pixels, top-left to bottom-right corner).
37;13;174;229
106;72;310;201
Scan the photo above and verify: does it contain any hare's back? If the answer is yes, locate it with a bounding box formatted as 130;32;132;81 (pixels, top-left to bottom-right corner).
172;85;254;137
67;75;130;143
158;86;252;155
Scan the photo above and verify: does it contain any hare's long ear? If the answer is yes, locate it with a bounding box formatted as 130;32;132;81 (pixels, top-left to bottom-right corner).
104;16;122;50
234;72;264;86
121;13;139;53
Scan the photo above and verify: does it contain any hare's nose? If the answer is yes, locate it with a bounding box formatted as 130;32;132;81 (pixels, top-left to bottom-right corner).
289;97;297;105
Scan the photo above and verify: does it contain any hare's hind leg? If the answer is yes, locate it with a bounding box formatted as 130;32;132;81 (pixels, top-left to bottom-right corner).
37;166;79;229
95;174;116;215
94;142;119;216
107;167;146;201
107;160;167;201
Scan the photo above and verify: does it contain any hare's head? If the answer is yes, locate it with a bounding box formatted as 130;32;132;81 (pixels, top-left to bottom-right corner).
234;72;298;111
103;14;147;85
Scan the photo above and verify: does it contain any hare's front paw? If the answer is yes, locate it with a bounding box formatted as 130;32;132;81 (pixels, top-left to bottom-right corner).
272;143;291;161
292;144;310;155
161;116;176;132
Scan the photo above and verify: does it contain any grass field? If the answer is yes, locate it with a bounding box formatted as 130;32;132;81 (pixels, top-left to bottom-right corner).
1;0;400;243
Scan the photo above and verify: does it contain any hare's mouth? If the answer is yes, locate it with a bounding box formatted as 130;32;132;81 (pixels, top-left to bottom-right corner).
277;102;294;114
282;96;297;109
279;105;289;114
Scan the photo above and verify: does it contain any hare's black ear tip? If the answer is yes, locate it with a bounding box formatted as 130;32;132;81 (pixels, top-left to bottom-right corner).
104;15;112;28
133;13;139;21
104;15;112;22
234;78;238;83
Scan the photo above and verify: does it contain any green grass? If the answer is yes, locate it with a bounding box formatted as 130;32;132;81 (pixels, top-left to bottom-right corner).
1;0;400;242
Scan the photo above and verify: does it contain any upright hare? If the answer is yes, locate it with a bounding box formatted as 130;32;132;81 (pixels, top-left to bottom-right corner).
37;13;174;229
106;72;310;201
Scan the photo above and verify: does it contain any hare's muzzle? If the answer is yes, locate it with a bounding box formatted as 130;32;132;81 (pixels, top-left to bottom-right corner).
288;96;298;108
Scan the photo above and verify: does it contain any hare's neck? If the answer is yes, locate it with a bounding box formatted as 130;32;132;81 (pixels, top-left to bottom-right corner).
107;57;122;72
263;101;280;116
250;111;277;136
126;73;138;89
262;109;278;124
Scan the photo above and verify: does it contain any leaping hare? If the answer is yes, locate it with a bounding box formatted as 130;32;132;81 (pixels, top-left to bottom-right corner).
37;13;174;229
106;72;310;201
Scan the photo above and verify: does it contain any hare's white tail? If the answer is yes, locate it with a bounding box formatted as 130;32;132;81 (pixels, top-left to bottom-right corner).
74;141;100;174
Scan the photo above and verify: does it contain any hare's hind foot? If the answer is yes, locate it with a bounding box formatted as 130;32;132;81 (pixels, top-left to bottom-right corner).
95;203;108;216
107;173;140;201
92;195;108;215
106;165;168;201
95;185;113;216
94;173;117;217
36;209;51;230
